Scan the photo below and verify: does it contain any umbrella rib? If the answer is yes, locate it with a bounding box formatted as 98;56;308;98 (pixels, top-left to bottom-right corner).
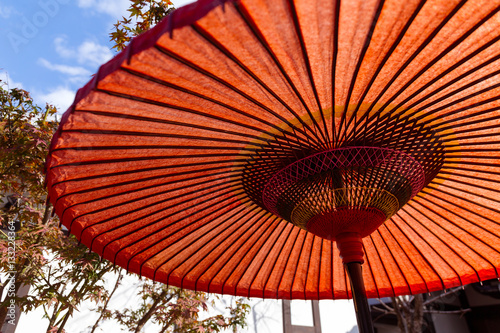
191;207;266;290
442;161;500;172
433;174;500;196
412;196;500;278
74;181;243;240
406;201;482;282
60;129;263;147
438;169;500;185
363;238;381;299
97;189;247;265
72;109;269;142
338;0;385;145
287;230;309;299
96;76;320;148
413;93;500;137
398;206;465;287
287;0;330;145
354;112;444;153
300;234;315;299
274;227;302;299
356;0;429;145
77;108;278;137
354;4;500;147
117;67;310;144
414;71;500;114
232;215;288;298
331;240;335;298
232;1;329;146
359;90;500;142
100;200;248;261
369;233;398;298
50;143;256;152
403;58;500;113
420;186;500;225
153;45;324;148
55;166;241;210
377;226;423;295
383;35;500;115
375;228;413;297
317;238;323;300
199;213;281;295
145;198;254;280
243;216;285;298
414;82;500;117
435;109;500;133
427;182;500;215
354;0;468;130
70;173;239;226
331;0;340;146
441;134;500;145
375;114;411;191
124;193;246;274
69;181;242;235
441;166;500;177
50;160;242;187
47;152;246;168
93;193;246;257
176;206;265;290
367;2;499;124
74;180;241;234
186;23;329;149
390;214;446;290
260;222;294;299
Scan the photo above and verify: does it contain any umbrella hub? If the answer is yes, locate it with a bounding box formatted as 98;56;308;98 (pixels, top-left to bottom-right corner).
262;146;425;240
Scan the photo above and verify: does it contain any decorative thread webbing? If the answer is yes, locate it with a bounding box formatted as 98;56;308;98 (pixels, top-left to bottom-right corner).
262;147;425;240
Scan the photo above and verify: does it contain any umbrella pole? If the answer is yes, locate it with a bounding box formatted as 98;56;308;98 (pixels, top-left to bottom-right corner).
337;233;374;333
346;262;374;333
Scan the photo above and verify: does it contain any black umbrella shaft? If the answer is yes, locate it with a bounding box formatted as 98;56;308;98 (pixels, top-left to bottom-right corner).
346;262;374;333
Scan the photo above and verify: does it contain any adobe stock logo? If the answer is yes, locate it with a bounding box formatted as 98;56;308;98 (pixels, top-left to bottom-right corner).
8;0;70;54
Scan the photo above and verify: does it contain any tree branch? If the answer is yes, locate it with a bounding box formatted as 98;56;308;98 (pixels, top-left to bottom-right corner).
424;309;471;315
376;299;395;312
423;287;462;306
90;270;123;333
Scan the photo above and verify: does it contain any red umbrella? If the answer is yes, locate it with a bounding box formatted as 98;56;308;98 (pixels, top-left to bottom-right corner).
45;0;500;331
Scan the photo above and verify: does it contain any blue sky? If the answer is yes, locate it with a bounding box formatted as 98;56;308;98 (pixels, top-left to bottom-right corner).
1;0;193;113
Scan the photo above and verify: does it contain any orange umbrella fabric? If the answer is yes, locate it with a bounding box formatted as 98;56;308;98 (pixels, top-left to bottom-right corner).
46;0;500;300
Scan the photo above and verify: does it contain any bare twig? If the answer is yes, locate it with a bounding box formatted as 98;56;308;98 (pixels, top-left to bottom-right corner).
423;287;462;306
424;309;471;315
376;299;395;312
372;306;394;315
90;270;123;333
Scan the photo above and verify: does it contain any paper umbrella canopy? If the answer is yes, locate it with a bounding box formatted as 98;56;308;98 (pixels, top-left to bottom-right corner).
46;0;500;303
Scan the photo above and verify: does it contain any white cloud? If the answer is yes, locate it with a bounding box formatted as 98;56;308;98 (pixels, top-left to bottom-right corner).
36;86;75;112
54;37;113;68
77;0;129;19
0;5;14;18
77;40;113;66
0;72;23;89
54;36;74;58
172;0;196;8
38;58;92;77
